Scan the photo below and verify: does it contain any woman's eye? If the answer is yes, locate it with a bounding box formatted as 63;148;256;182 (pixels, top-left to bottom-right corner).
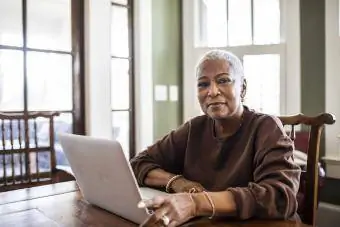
218;78;233;84
197;82;209;88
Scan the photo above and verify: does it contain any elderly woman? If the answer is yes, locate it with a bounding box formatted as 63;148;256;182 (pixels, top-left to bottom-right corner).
130;50;301;227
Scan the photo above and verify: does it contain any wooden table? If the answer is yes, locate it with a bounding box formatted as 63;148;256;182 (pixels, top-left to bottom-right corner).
0;181;312;227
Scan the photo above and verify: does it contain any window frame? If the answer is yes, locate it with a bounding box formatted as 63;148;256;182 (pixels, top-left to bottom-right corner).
110;0;136;159
0;0;85;172
0;0;85;134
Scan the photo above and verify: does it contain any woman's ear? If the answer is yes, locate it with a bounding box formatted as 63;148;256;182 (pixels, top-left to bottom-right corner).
241;78;247;102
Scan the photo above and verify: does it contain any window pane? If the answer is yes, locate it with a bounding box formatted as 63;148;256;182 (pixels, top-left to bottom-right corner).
243;54;280;115
0;0;23;46
112;0;128;5
111;6;129;57
112;111;130;159
228;0;252;46
253;0;280;45
198;0;228;47
27;52;72;111
0;50;24;111
27;0;71;51
111;58;130;109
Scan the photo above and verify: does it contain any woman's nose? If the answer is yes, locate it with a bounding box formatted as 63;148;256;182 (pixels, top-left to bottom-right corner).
208;83;219;97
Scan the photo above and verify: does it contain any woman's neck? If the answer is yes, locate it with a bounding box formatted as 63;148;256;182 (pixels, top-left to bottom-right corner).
214;105;245;139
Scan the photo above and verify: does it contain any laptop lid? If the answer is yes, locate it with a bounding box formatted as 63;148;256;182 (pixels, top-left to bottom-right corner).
58;133;150;224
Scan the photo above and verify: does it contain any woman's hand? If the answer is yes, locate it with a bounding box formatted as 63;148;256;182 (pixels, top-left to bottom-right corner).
170;177;205;193
138;193;197;227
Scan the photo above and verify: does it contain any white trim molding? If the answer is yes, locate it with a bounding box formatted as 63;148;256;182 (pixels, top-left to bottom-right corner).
84;0;112;139
325;0;340;165
133;0;154;153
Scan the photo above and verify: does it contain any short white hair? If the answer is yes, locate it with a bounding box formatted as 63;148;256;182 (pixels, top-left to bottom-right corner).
196;50;244;80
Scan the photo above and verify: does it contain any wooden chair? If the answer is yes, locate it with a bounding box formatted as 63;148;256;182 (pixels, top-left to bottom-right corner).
0;112;74;192
278;113;336;226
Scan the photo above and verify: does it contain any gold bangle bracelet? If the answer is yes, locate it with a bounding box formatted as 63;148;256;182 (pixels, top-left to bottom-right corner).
165;175;182;193
202;191;215;219
188;193;197;217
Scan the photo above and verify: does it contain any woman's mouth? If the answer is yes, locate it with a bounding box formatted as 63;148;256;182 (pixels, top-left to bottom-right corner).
208;102;226;108
208;102;225;106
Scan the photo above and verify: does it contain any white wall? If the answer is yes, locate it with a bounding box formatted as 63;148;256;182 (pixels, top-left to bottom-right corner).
84;0;154;153
182;0;200;121
133;0;154;152
325;0;340;159
182;0;300;121
84;0;112;139
284;0;301;117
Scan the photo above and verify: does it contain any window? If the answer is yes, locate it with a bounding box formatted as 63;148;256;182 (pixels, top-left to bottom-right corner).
243;54;280;115
194;0;283;115
0;0;85;168
110;0;135;159
197;0;280;47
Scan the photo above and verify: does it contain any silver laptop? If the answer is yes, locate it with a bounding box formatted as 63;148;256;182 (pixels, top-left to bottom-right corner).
58;133;168;224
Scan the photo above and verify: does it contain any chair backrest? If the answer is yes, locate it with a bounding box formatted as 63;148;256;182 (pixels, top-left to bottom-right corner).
0;111;60;191
278;113;336;225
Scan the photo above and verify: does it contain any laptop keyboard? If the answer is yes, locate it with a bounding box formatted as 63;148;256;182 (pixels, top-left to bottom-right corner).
139;187;167;200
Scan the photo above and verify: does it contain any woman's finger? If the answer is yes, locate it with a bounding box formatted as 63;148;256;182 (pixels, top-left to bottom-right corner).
168;220;179;227
140;204;171;227
195;186;204;192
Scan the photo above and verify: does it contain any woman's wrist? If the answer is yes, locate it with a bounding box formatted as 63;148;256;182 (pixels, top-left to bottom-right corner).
165;174;183;192
144;168;176;188
191;192;213;217
191;191;237;218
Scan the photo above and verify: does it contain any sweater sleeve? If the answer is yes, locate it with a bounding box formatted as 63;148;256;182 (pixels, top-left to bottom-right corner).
130;121;190;186
227;115;301;220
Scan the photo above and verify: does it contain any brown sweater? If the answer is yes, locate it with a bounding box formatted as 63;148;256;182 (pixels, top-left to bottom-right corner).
130;107;301;220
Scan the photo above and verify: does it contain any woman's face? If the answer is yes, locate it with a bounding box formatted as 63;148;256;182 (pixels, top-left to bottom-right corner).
197;59;244;120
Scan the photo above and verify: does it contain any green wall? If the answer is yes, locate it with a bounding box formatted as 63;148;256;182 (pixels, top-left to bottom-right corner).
152;0;182;140
300;0;326;156
300;0;325;116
